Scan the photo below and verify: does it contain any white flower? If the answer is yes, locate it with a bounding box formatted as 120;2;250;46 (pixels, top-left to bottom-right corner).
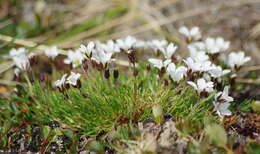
208;66;231;78
148;58;171;69
179;26;201;40
213;102;232;117
13;54;30;71
187;78;214;94
204;37;230;54
101;40;120;54
55;74;67;89
203;73;211;82
227;51;251;69
92;49;113;65
166;63;187;82
213;86;233;118
188;46;209;63
78;42;95;57
116;36;137;50
9;48;28;57
64;50;84;68
160;43;178;59
66;72;81;86
147;40;168;52
28;53;36;59
215;86;234;103
215;37;230;51
44;46;59;59
183;58;212;72
188;42;205;51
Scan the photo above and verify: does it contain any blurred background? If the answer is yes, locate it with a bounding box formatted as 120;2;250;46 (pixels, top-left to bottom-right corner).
0;0;259;57
0;0;260;90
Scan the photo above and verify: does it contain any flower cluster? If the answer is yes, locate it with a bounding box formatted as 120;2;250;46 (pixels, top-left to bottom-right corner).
7;26;251;118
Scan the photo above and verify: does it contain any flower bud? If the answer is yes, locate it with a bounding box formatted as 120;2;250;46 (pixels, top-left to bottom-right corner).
133;69;138;77
38;73;45;82
104;69;110;79
76;80;82;89
127;49;137;64
82;59;89;72
163;79;169;87
146;64;151;72
113;69;119;80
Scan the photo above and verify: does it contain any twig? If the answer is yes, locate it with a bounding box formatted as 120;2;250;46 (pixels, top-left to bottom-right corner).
240;65;260;72
235;78;260;84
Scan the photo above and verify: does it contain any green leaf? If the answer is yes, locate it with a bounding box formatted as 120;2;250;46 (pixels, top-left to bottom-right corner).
252;101;260;113
62;129;74;139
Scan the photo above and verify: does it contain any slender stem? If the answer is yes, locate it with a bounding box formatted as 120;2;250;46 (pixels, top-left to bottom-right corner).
224;145;234;154
24;72;33;95
133;63;137;104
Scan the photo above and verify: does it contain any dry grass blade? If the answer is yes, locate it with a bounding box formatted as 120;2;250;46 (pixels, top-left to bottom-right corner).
58;13;135;48
250;22;260;39
236;78;260;84
0;79;21;86
240;65;260;72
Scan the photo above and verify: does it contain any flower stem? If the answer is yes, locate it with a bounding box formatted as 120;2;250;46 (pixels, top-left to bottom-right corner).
24;73;33;96
133;63;137;104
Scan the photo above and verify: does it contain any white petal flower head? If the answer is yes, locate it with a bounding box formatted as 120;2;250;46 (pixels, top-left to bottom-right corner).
66;72;81;86
203;73;212;82
213;101;232;117
148;40;168;52
227;51;251;69
92;49;113;65
9;48;28;57
183;57;202;72
187;78;214;93
216;37;230;51
55;74;67;89
179;26;201;40
78;41;95;57
102;40;120;54
167;63;187;82
205;37;230;54
64;50;84;68
215;86;234;103
148;58;171;70
200;60;214;72
160;43;177;59
13;54;30;71
44;46;59;59
188;46;209;63
188;42;205;52
208;66;231;78
116;36;137;50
